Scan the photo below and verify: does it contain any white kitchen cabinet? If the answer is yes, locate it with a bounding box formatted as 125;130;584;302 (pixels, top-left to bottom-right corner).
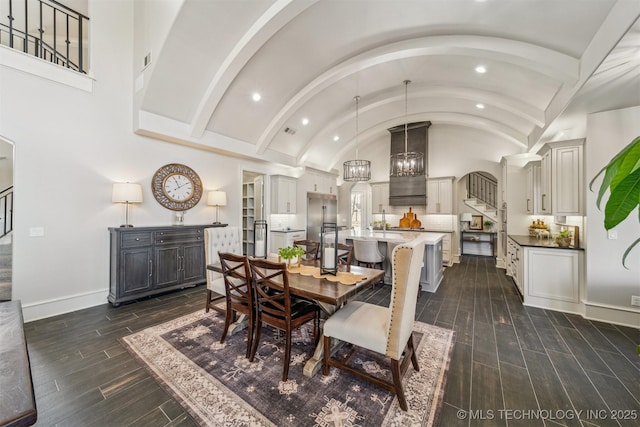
506;237;523;295
525;247;582;313
441;232;452;266
371;182;389;213
537;139;584;216
426;177;453;214
525;160;541;214
271;175;297;214
270;230;306;253
507;236;583;313
305;169;336;195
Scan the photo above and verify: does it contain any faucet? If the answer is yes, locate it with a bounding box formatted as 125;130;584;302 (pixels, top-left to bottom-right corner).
382;209;386;231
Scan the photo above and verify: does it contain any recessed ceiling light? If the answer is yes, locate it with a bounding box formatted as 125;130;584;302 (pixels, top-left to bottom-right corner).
476;103;485;109
302;118;309;126
333;135;340;142
252;92;261;102
475;65;487;74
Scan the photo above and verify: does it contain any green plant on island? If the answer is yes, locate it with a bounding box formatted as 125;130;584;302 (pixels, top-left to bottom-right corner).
589;135;640;268
278;246;305;265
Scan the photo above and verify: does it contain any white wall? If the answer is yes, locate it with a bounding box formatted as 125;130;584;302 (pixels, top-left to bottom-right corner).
585;106;640;326
0;0;280;321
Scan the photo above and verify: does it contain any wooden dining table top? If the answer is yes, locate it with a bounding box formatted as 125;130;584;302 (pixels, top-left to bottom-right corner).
207;260;384;306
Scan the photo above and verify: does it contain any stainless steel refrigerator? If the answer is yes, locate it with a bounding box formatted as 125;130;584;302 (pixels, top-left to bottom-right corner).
306;193;337;242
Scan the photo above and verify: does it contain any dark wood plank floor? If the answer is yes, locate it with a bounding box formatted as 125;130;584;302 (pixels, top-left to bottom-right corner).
24;256;640;426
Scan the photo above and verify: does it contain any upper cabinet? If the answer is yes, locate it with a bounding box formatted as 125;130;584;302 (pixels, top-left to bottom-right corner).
271;175;297;214
427;177;453;214
525;160;541;214
371;182;390;213
537;139;584;216
304;169;336;195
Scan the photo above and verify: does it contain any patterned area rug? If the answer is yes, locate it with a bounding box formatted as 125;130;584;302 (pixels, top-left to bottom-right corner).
121;309;455;426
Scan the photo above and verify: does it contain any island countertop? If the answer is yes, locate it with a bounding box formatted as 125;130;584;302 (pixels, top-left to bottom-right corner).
342;230;445;245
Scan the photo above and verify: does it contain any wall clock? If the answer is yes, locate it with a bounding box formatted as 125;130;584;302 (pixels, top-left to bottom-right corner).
151;163;203;211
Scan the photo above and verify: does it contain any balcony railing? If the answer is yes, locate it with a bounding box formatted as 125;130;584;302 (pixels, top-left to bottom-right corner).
468;172;497;209
0;0;89;73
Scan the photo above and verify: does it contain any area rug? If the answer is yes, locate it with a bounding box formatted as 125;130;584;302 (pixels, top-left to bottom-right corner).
121;309;455;426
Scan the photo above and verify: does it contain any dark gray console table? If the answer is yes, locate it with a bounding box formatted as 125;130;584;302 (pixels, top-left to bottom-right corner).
108;224;226;306
461;230;497;257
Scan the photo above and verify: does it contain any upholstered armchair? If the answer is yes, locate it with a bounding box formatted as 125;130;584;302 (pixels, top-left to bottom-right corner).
322;237;425;411
204;226;242;313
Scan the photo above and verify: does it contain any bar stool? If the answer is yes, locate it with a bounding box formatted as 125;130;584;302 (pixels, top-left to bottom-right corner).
353;239;384;270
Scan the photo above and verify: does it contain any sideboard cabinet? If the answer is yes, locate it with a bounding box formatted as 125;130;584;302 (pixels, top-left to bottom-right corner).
109;225;217;305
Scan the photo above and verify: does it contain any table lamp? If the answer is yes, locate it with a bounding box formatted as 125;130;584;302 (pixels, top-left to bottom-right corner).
112;183;143;227
460;213;473;230
207;190;227;224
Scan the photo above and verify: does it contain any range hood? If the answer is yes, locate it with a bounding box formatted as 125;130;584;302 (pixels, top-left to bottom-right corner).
388;121;431;206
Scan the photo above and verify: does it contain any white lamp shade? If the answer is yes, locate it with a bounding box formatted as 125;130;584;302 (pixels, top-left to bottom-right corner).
460;213;473;222
207;190;227;206
112;183;143;203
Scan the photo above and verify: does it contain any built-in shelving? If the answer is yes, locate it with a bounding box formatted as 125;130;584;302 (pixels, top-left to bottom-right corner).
242;182;255;256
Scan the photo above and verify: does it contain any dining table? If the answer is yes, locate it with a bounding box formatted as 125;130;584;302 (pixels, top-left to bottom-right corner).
207;259;385;377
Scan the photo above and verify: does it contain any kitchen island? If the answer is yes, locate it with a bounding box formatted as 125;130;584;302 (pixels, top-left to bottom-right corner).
343;230;445;292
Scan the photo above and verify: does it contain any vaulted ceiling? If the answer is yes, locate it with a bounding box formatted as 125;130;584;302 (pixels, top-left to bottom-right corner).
138;0;640;174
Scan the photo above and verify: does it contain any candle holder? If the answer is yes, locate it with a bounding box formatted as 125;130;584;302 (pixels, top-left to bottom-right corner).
254;220;268;258
320;222;338;276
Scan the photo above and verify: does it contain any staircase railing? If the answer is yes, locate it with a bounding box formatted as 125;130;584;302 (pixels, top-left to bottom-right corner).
0;186;13;239
0;0;89;73
467;172;497;209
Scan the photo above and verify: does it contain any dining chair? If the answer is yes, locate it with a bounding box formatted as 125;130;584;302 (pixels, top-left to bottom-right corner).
219;252;254;358
336;243;353;271
353;239;384;269
293;239;319;261
322;237;425;411
204;226;242;313
248;258;320;381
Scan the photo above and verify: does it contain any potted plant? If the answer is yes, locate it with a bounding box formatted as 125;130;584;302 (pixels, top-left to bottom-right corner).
555;229;572;247
589;135;640;268
483;220;494;231
278;246;305;267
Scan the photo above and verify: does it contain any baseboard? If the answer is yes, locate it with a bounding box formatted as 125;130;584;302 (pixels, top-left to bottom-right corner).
495;256;506;269
584;301;640;329
21;288;108;322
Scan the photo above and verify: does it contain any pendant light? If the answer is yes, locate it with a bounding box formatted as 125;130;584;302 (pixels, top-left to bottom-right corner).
343;96;371;182
390;80;424;177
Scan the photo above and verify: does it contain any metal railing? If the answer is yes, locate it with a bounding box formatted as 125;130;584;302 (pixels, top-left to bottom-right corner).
0;186;13;239
1;0;89;73
468;172;497;209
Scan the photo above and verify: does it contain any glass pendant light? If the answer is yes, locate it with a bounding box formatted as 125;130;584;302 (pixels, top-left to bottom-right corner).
343;96;371;182
390;80;424;177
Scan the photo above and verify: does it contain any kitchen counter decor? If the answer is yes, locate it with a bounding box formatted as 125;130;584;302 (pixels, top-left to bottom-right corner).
398;207;422;229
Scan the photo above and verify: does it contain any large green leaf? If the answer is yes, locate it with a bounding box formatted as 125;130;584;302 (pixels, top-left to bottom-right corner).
597;159;624;209
610;141;640;190
604;168;640;229
622;236;640;269
590;136;640;195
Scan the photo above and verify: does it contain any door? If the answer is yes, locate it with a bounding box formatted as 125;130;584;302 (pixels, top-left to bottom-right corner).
120;248;153;296
154;245;180;288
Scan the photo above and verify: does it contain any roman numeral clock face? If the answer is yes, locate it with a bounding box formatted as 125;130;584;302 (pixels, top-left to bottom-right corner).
152;164;203;211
